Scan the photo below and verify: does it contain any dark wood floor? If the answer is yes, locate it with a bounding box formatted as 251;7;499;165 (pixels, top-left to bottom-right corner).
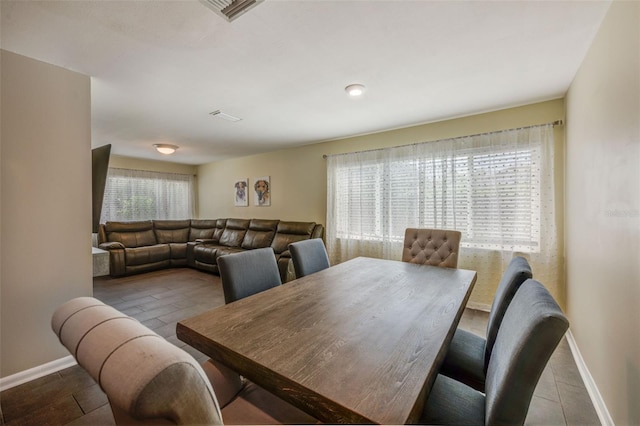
0;268;601;425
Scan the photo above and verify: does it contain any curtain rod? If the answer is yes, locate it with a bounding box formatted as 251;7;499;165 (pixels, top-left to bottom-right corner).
322;119;564;159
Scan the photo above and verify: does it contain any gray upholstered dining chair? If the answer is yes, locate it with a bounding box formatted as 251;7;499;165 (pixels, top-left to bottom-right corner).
440;256;532;391
420;279;568;425
217;247;282;304
52;297;317;425
288;238;330;278
402;228;462;268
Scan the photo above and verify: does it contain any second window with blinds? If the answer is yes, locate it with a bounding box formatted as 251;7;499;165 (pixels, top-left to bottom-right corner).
100;168;195;222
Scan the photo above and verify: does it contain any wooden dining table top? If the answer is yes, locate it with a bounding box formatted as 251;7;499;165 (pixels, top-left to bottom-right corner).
177;256;477;425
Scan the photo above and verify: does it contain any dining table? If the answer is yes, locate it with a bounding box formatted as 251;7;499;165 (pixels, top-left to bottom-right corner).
177;256;477;424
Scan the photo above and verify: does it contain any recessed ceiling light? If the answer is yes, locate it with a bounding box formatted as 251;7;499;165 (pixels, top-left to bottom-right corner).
153;144;179;155
345;84;366;97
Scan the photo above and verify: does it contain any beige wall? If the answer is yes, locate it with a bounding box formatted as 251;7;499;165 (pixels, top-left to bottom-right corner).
198;99;565;307
565;1;640;424
1;51;92;377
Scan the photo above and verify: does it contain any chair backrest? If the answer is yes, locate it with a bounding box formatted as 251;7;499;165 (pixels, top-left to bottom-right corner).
402;228;462;268
483;256;533;373
484;279;569;426
51;297;223;425
217;247;282;304
288;238;330;278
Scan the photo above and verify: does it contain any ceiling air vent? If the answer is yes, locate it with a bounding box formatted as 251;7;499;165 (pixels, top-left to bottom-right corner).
200;0;263;22
210;110;242;122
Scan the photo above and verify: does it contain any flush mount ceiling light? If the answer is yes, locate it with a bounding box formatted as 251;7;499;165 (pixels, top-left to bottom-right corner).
153;144;179;155
345;84;366;97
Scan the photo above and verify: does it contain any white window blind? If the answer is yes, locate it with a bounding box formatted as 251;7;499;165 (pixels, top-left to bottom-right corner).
327;124;556;257
327;123;561;308
330;139;543;251
100;168;195;222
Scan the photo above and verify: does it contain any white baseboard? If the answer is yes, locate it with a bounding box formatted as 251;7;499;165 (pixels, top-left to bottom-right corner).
0;355;77;392
565;329;614;426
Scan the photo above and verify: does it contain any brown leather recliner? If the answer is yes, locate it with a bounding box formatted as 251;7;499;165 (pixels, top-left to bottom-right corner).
98;220;171;276
270;221;324;282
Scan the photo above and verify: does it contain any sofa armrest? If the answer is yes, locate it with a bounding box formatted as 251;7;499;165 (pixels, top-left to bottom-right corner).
99;241;125;250
98;242;126;276
196;239;218;244
311;224;324;240
277;253;296;283
279;250;291;259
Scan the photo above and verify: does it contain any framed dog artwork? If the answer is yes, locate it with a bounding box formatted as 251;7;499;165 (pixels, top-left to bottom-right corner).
234;178;249;207
253;176;271;206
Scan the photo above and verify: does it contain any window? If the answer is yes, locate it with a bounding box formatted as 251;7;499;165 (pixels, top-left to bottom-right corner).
100;168;195;222
327;124;554;256
326;123;561;308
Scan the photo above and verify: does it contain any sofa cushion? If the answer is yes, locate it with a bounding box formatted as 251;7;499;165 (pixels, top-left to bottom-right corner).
219;219;250;247
190;220;217;241
194;260;218;273
154;220;191;229
242;219;279;250
154;220;191;244
270;221;316;254
194;244;218;263
169;243;187;260
105;221;157;248
215;247;245;258
125;245;170;266
156;228;190;244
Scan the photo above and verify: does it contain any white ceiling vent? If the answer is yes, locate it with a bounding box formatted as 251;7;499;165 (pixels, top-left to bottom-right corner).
210;110;242;122
200;0;263;22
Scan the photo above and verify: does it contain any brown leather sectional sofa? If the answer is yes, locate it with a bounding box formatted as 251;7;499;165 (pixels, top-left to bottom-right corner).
97;218;324;282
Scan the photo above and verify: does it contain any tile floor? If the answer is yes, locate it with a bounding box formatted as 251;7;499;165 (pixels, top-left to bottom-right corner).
0;268;601;425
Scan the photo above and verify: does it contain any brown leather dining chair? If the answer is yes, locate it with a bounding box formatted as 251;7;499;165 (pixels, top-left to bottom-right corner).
52;297;317;425
402;228;462;268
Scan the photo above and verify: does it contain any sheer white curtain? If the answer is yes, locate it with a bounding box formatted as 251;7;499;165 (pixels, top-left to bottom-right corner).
100;168;195;222
326;124;561;307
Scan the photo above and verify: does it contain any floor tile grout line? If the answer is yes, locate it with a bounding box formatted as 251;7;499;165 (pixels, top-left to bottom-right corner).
552;360;570;426
71;394;86;416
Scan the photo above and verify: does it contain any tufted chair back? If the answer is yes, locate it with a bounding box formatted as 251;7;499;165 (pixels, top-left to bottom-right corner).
402;228;462;268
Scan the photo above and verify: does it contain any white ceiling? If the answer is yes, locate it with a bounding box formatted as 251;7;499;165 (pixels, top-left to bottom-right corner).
1;0;611;165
